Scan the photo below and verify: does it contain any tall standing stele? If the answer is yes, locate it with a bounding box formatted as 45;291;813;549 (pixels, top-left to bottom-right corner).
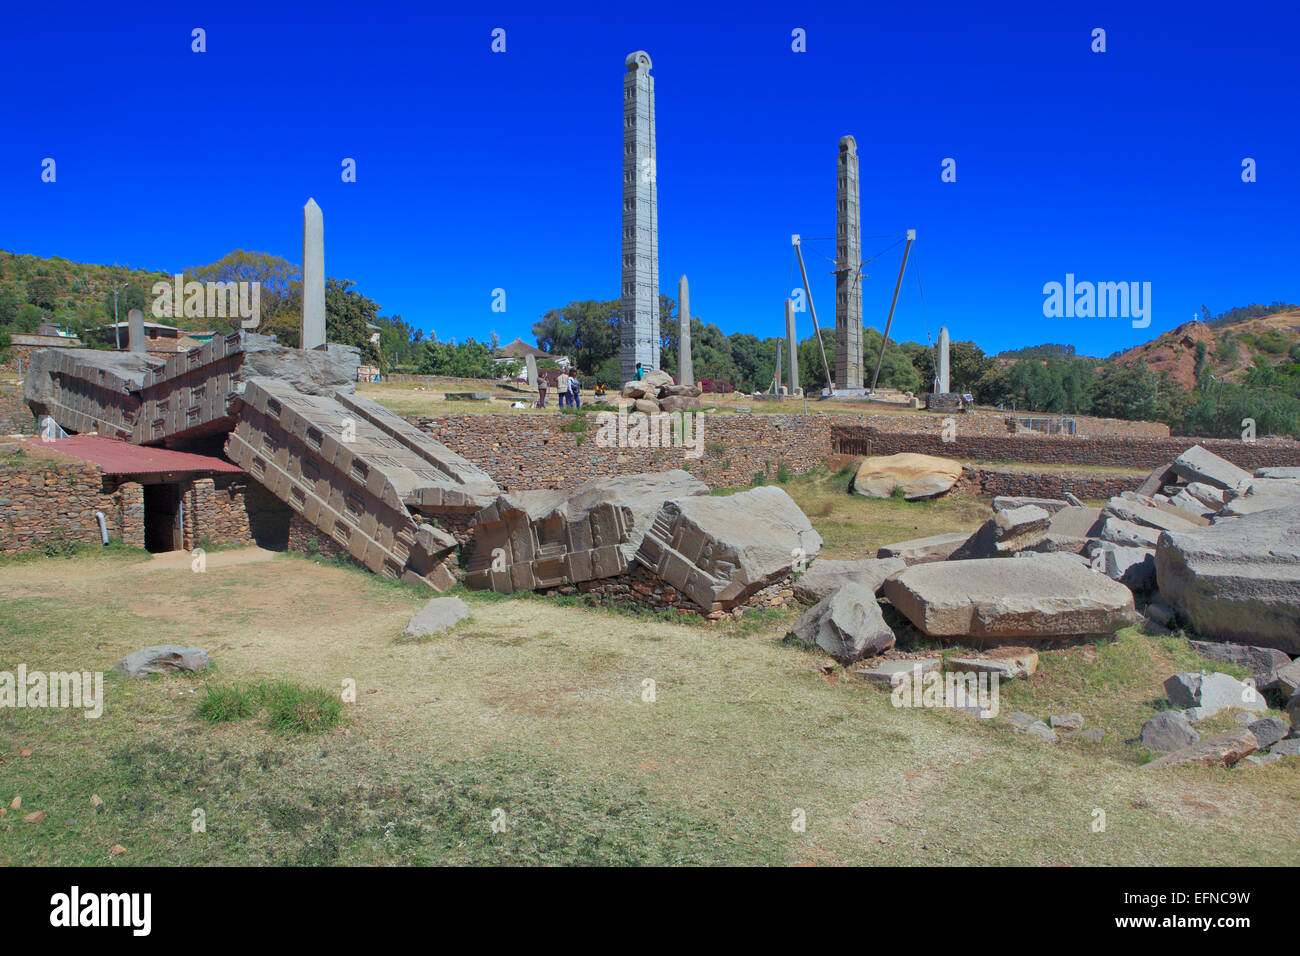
621;51;660;382
301;198;326;350
678;274;693;387
785;298;800;395
835;136;863;390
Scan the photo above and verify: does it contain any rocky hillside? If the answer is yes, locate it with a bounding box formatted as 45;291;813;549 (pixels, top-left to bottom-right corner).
1113;309;1300;387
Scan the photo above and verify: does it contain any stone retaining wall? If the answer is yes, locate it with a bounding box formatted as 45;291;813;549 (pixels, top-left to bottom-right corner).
953;467;1140;501
413;412;833;491
0;455;108;554
832;423;1300;471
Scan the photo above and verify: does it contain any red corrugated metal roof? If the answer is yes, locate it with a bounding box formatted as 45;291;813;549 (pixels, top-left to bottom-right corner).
29;435;244;476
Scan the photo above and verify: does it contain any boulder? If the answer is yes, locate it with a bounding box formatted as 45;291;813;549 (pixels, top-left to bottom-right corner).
792;556;906;604
876;532;969;565
881;553;1137;640
1216;494;1298;518
949;505;1051;560
992;496;1070;514
1014;550;1090;569
1163;671;1268;718
1135;461;1178;498
621;380;651;399
641;369;674;390
1247;716;1290;749
1103;496;1201;533
1188;641;1291;690
659;383;702;398
1256;467;1300;480
1029;506;1104;554
1272;738;1300;757
633;398;660;415
114;646;211;679
851;453;963;500
1097;516;1161;548
1007;711;1037;731
657;395;702;413
1064;492;1086;507
1050;713;1084;731
784;582;896;663
1155;507;1300;653
1268;659;1300;698
1170;445;1253;492
1088;542;1156;591
1241;477;1300;499
402;596;470;638
1141;728;1258;770
1139;710;1200;752
1168;489;1216;520
1184;482;1227;507
636;485;823;612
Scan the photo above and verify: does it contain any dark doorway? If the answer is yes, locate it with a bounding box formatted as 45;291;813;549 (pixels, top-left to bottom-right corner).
143;483;182;553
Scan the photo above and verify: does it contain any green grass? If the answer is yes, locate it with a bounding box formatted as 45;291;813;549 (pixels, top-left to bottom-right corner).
197;681;342;734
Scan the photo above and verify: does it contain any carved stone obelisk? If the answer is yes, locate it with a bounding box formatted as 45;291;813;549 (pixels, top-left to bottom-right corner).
302;198;326;350
127;308;146;353
785;298;800;396
677;275;693;386
621;51;659;382
835;136;863;390
936;326;950;393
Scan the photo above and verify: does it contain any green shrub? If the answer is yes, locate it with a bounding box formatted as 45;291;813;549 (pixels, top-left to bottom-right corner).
196;680;342;734
196;684;260;722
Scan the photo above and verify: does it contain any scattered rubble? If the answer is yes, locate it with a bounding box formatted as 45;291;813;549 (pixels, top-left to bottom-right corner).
1142;728;1258;770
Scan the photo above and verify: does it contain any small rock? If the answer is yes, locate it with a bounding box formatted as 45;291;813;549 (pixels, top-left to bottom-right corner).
856;658;941;688
1270;738;1300;758
402;596;470;639
1025;720;1059;744
1164;671;1268;718
1007;711;1037;731
944;651;1038;679
114;645;211;679
1050;713;1084;731
1247;716;1289;749
1139;710;1200;752
1141;728;1259;770
1238;753;1283;768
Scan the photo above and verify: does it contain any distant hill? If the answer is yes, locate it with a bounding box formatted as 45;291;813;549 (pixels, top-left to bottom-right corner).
0;251;173;335
1113;309;1300;388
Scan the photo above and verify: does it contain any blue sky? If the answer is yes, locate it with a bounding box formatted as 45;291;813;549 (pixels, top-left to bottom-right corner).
1;0;1296;358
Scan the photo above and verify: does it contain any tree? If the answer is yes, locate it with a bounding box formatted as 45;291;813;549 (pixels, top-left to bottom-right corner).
533;299;620;374
186;250;300;336
324;278;381;364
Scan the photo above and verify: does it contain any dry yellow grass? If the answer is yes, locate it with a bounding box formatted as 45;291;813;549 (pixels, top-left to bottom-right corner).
2;544;1298;866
